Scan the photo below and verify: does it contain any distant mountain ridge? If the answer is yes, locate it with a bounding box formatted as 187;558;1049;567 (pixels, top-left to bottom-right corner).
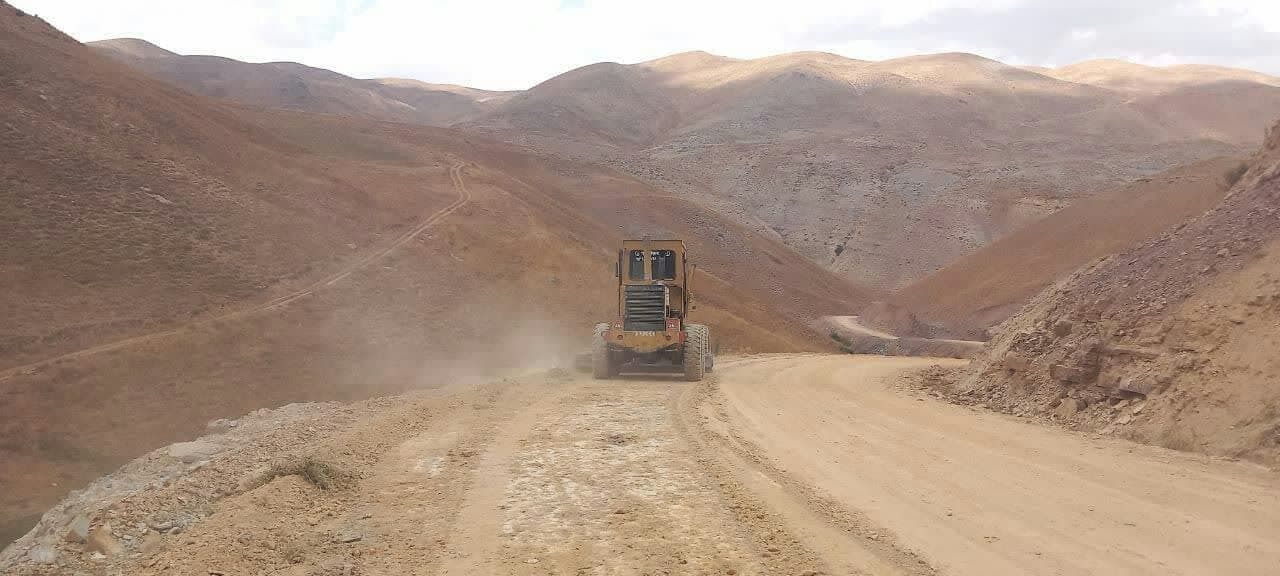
90;38;1280;291
460;49;1280;289
89;38;515;126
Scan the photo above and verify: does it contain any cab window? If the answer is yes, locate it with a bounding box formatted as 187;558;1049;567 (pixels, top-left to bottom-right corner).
651;250;677;280
629;250;645;279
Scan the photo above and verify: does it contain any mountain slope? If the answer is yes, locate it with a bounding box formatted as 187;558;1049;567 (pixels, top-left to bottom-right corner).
1043;59;1280;93
1;6;870;546
90;39;1280;289
90;39;1280;290
464;51;1280;289
945;120;1280;465
894;156;1241;335
88;38;513;126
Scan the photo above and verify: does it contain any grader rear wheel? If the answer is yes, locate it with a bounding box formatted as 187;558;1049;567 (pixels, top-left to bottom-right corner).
683;324;709;382
592;323;616;379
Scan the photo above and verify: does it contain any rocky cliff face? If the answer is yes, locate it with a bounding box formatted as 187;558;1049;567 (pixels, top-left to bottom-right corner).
940;121;1280;464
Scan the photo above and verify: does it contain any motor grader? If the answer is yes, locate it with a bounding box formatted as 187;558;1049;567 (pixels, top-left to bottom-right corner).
593;239;713;381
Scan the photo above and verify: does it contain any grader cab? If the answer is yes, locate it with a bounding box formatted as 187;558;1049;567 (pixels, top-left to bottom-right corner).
593;239;713;381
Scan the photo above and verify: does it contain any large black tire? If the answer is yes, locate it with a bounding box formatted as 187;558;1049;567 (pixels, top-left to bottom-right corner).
683;324;708;382
592;323;615;379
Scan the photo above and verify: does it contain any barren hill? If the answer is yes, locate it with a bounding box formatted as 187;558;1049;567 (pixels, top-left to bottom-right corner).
940;120;1280;464
91;41;1280;290
1;6;869;545
894;156;1241;335
88;38;513;126
1044;59;1280;93
463;51;1280;289
87;37;1280;291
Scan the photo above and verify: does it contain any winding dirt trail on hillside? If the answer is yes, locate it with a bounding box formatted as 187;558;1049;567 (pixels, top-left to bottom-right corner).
36;354;1280;576
0;163;472;383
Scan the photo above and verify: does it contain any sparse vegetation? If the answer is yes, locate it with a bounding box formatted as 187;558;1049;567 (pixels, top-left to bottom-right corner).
258;456;353;491
1157;427;1199;453
829;331;854;354
1224;161;1249;188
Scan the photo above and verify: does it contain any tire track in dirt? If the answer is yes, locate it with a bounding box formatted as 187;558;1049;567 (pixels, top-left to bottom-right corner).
436;383;573;574
440;378;774;574
340;373;573;576
675;356;937;576
0;162;472;382
117;373;572;576
713;354;1280;576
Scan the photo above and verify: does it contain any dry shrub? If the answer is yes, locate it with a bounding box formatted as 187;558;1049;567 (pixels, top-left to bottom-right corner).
245;456;353;491
1224;162;1249;188
1157;427;1198;453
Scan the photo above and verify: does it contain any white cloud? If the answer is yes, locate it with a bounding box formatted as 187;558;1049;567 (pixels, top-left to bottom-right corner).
12;0;1280;89
1069;27;1098;42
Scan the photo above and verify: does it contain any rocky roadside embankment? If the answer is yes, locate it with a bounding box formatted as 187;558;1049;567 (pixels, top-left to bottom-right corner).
919;121;1280;466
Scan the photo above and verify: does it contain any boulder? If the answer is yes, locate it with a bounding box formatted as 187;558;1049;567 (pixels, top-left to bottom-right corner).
1101;345;1163;360
28;543;57;564
1118;376;1156;395
169;440;223;463
1003;353;1031;372
205;418;240;434
1050;363;1092;384
1052;319;1074;337
64;514;90;543
139;532;164;554
1054;398;1083;419
85;526;124;556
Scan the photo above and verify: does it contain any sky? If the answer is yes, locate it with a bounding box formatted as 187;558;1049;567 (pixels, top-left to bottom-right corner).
14;0;1280;90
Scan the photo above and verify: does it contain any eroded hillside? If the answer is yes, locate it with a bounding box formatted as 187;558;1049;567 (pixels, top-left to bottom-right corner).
91;41;1280;290
935;121;1280;464
0;5;869;544
463;51;1280;289
89;38;513;126
894;156;1241;335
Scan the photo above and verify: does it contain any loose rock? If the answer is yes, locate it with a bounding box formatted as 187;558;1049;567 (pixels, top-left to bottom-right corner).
168;441;224;464
65;514;90;543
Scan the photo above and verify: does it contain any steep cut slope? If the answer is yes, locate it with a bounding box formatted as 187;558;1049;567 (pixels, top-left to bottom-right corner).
465;51;1279;289
89;38;512;126
943;121;1280;465
0;6;870;546
895;156;1240;335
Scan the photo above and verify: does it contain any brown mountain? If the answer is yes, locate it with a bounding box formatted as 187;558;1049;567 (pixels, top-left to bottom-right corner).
893;156;1241;335
950;120;1280;465
88;38;513;126
1;7;868;545
89;39;1280;291
462;51;1280;289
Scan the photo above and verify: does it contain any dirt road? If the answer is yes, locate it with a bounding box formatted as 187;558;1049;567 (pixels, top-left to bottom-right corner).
12;355;1279;575
709;355;1280;575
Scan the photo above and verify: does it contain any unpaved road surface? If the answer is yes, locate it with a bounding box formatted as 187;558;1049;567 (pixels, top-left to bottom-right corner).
8;355;1279;575
711;355;1280;575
